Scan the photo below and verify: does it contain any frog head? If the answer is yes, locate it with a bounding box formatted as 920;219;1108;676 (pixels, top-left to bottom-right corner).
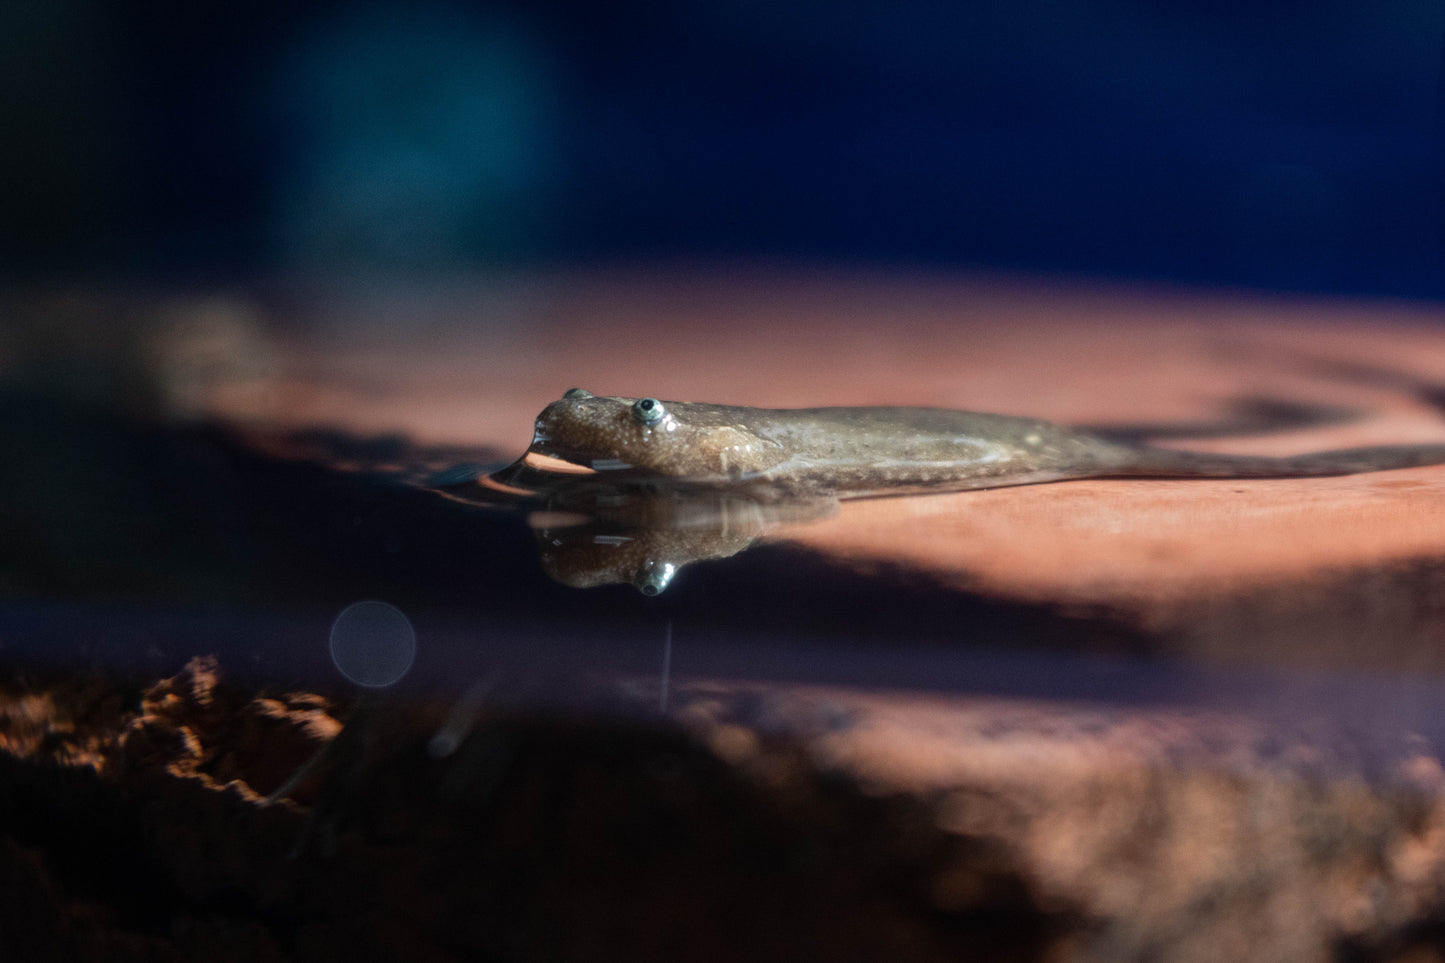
529;388;785;480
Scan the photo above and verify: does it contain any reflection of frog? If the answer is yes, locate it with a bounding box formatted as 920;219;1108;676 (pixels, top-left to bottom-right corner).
433;466;837;594
535;517;753;596
531;488;836;595
530;389;1445;497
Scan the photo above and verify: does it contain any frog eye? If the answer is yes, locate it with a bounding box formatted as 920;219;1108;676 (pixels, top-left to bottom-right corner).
630;397;667;426
563;388;593;400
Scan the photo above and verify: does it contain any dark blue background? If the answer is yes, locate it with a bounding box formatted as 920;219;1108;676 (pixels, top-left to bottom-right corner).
5;0;1444;295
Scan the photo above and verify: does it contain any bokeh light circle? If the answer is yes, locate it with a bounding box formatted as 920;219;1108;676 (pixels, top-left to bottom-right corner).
329;599;417;688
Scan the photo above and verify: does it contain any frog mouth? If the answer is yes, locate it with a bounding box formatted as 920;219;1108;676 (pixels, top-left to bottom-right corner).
526;434;634;473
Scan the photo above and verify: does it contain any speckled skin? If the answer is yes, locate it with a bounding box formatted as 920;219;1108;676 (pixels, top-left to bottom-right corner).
529;390;1445;497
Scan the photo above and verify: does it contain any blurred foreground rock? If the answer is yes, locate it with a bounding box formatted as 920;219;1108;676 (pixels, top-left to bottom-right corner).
4;658;1445;962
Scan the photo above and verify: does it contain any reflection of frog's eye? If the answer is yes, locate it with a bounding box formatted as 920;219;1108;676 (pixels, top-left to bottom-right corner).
635;561;676;596
563;387;593;400
631;397;667;426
